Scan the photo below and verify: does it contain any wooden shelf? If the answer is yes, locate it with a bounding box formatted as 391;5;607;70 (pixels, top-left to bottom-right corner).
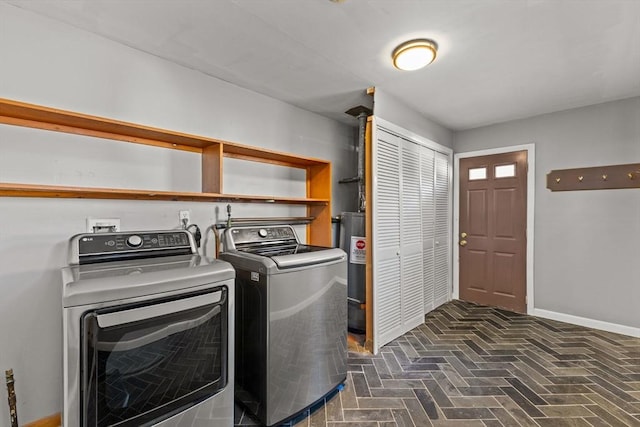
0;183;329;205
223;142;327;168
0;97;216;152
0;97;333;245
0;97;330;168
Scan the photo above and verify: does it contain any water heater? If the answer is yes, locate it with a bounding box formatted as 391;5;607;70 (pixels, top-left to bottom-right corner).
340;212;366;333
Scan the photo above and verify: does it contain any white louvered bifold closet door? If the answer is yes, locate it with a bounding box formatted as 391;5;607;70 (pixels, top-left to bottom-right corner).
420;147;436;313
373;129;403;347
400;140;424;331
434;151;451;307
373;120;452;353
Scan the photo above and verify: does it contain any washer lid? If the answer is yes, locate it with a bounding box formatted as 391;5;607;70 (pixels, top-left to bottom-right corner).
61;255;235;307
269;247;346;269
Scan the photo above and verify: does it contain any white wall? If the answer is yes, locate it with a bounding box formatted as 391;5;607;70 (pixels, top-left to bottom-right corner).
454;97;640;330
373;88;453;148
0;4;356;423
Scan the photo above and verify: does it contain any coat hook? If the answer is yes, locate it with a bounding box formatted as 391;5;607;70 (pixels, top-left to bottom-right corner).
629;173;635;180
578;176;584;182
602;174;607;181
555;177;561;183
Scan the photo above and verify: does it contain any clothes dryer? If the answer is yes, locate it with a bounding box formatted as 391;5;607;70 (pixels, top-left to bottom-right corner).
62;230;234;427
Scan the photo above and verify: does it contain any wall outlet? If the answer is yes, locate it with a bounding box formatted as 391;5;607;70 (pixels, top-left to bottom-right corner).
86;218;120;233
179;210;190;228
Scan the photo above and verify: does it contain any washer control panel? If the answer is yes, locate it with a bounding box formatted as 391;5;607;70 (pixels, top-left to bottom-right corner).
226;226;298;247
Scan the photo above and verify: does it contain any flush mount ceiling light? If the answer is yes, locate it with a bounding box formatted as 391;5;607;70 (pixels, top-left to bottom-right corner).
392;39;438;71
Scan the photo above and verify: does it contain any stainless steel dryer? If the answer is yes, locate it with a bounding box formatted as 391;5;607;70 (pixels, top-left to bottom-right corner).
62;230;234;427
220;225;347;427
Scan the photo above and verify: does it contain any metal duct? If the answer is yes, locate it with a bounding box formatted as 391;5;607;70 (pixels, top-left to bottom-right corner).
341;105;372;213
356;112;367;212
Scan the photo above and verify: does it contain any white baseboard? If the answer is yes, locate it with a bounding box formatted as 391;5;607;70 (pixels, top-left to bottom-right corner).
532;308;640;338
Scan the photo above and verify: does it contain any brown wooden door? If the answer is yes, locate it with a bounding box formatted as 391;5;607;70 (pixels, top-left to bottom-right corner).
459;151;527;313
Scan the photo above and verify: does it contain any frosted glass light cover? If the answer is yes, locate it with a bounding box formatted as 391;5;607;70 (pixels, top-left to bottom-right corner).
395;47;435;70
392;39;437;71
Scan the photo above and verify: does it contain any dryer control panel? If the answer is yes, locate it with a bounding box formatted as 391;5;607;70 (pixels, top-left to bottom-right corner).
69;230;195;264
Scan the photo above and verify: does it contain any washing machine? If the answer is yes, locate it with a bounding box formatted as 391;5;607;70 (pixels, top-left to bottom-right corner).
220;225;347;426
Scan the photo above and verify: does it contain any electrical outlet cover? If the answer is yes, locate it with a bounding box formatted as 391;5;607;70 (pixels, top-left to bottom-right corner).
179;210;190;227
86;218;121;233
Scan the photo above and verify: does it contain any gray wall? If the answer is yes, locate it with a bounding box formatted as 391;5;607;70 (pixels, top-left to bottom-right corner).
0;4;356;423
454;97;640;329
374;89;454;148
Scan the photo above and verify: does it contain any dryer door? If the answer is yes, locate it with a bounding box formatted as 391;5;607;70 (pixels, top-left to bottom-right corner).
80;287;228;427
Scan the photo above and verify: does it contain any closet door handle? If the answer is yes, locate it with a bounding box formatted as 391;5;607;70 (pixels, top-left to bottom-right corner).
459;240;467;247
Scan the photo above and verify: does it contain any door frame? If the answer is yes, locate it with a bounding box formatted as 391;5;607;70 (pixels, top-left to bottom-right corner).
453;144;535;314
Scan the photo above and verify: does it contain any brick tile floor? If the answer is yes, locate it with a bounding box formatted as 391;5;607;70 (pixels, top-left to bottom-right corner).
235;300;640;426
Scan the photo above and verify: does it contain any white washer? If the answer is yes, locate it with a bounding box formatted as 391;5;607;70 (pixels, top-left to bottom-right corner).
62;230;234;427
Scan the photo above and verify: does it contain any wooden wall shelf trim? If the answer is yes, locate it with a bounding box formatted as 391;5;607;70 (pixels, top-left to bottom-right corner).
0;97;332;246
547;163;640;191
364;116;374;353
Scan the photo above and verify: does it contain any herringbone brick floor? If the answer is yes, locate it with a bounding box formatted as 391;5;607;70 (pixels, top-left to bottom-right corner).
235;300;640;426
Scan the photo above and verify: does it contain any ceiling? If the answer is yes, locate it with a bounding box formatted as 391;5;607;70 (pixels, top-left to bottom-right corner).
6;0;640;130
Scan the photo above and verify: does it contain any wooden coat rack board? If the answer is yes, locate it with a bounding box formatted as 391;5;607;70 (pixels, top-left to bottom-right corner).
547;163;640;191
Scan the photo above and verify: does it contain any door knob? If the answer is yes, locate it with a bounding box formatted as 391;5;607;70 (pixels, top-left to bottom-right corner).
459;240;467;247
460;232;467;238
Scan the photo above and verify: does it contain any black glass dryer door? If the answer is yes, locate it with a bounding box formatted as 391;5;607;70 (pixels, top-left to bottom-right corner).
81;287;228;427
